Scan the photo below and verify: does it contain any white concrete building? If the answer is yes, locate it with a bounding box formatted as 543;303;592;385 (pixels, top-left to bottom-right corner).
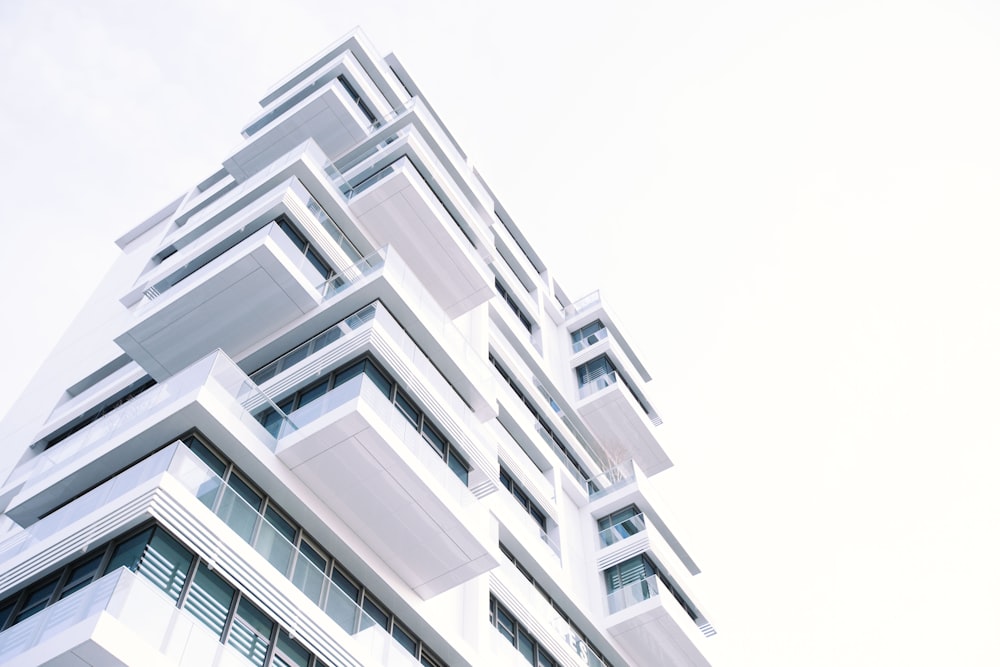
0;29;716;667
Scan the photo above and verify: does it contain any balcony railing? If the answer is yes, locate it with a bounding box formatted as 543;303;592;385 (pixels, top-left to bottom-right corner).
571;327;608;354
497;559;609;667
578;371;618;400
607;575;659;614
250;303;377;384
139;221;327;307
317;247;386;300
169;446;423;666
3;351;294;493
598;513;647;548
562;290;601;319
587;460;637;500
533;421;589;493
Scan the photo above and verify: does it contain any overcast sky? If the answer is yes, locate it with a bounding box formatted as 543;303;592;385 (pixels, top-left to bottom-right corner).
1;1;998;665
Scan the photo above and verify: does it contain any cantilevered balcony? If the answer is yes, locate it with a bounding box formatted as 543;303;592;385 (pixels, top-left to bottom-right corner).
225;52;386;183
1;351;282;526
273;369;498;598
115;221;325;381
574;361;670;475
604;572;713;667
342;153;494;317
0;444;430;667
0;567;247;667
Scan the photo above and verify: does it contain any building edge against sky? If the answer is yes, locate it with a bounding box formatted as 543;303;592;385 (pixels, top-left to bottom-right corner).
0;28;717;667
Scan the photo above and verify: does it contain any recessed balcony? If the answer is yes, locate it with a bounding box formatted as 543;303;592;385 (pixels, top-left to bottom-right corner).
588;459;701;577
116;221;324;381
274;372;498;599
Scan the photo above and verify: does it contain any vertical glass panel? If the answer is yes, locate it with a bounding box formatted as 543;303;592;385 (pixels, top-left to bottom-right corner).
392;623;418;656
517;628;535;663
185;437;227;478
217;477;261;542
58;553;103;599
292;541;327;604
296;379;329;410
421;423;446;457
0;598;15;631
394;391;419;427
183;565;235;640
362;361;392;399
496;607;515;644
255;507;296;574
227;597;274;667
13;577;58;623
140;529;193;603
107;527;156;572
447;451;470;486
274;629;311;667
362;596;390;630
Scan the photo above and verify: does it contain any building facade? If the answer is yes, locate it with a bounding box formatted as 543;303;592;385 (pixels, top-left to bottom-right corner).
0;30;716;667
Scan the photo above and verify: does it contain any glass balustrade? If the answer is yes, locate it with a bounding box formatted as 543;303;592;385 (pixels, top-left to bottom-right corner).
607;575;659;614
586;460;637;500
578;370;618;399
167;446;421;665
597;513;647;548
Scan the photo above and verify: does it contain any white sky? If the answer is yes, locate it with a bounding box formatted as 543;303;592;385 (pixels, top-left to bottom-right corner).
1;1;998;665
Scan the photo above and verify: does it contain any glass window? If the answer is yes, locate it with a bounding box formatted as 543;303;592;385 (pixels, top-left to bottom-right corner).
296;379;329;410
0;597;15;631
219;475;262;542
58;553;103;599
292;540;327;604
517;627;535;663
107;526;156;572
140;529;194;602
183;565;235;640
13;576;58;623
256;506;296;574
362;360;392;399
186;436;227;478
274;629;311;667
227;597;274;667
577;355;615;386
447;450;470;486
363;595;390;630
394;390;420;427
421;422;446;457
392;622;418;656
496;605;515;644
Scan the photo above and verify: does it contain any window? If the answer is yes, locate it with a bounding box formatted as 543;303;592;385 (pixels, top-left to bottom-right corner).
0;523;337;667
337;74;377;123
499;468;547;531
570;320;606;352
576;355;616;388
603;554;698;622
42;377;155;449
596;505;645;546
180;435;448;666
499;544;614;667
495;278;533;332
489;596;561;667
255;357;470;485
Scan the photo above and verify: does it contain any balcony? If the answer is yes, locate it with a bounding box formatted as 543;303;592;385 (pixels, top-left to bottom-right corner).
0;444;428;667
490;557;611;667
604;575;713;667
225;56;381;184
1;351;283;526
587;460;701;577
345;154;494;317
0;567;253;667
116;221;324;381
274;371;498;598
574;368;671;475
